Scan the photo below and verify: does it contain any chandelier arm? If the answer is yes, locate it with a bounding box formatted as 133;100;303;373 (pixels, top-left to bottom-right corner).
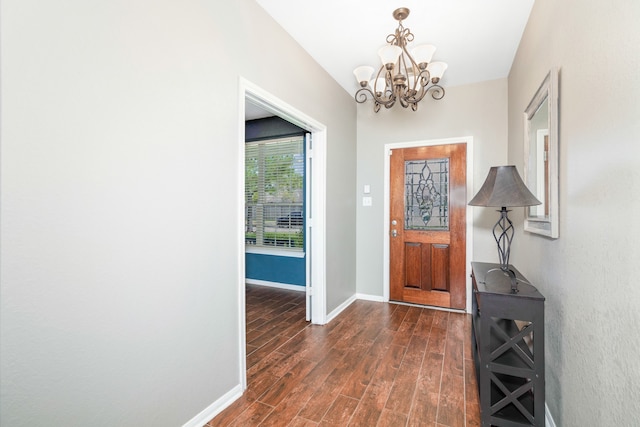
405;68;429;103
409;70;421;93
383;68;394;95
395;25;427;108
418;69;431;88
398;31;413;78
354;87;374;104
402;69;432;105
427;84;446;100
397;78;411;108
370;67;396;109
370;66;382;96
375;96;396;108
402;40;420;74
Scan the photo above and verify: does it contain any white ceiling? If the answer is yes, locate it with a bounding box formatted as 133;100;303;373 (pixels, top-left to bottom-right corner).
255;0;535;95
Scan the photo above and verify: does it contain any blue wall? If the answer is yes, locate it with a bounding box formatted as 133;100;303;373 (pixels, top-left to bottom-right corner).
245;253;305;287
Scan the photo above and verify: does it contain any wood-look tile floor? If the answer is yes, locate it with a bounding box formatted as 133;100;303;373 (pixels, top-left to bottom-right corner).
207;285;481;427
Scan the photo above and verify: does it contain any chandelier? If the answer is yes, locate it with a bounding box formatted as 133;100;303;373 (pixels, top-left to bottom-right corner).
353;7;448;112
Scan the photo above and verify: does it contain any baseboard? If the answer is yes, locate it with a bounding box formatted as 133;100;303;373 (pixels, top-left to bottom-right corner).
545;403;557;427
355;293;385;302
182;384;243;427
245;279;305;292
326;294;357;323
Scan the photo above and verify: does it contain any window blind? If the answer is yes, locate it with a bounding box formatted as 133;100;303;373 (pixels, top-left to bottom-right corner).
245;136;304;250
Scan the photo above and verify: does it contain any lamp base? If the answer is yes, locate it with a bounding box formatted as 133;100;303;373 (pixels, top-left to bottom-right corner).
493;207;514;270
486;266;520;293
502;266;519;293
492;208;527;292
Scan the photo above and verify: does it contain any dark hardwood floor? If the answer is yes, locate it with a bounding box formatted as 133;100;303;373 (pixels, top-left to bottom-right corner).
207;284;481;426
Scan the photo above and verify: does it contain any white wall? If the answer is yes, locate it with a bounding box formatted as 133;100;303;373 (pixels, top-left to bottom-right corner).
355;78;509;299
0;0;356;425
508;0;640;425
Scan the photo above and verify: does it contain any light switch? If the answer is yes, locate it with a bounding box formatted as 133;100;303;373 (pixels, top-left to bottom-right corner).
362;196;372;206
363;184;371;194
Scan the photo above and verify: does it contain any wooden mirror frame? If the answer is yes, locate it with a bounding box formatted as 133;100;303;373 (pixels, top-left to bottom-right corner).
523;68;559;238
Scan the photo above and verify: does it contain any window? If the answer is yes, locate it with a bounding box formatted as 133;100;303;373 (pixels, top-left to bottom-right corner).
245;136;304;250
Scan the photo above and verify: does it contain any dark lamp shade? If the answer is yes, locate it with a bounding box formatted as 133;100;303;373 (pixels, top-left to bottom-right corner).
469;165;541;207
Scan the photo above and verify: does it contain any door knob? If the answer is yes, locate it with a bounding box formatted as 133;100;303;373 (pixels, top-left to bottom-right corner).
392;229;398;237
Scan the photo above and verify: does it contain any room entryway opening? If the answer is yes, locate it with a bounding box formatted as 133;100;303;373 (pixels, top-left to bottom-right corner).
238;78;327;390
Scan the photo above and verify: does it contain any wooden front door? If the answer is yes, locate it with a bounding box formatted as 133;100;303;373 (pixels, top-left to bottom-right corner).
389;144;466;309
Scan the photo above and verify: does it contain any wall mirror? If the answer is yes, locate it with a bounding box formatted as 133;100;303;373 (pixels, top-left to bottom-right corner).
523;67;559;238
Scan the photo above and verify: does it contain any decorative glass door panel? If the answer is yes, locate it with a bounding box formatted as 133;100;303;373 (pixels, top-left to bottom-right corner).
404;158;449;231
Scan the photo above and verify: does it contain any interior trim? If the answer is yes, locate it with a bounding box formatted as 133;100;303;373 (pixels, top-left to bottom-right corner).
238;76;328;391
181;384;242;427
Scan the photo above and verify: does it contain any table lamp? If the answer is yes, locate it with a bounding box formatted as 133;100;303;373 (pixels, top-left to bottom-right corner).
469;165;541;292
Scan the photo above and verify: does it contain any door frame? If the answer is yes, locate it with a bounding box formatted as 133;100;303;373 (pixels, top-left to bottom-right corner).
383;136;474;313
238;78;327;390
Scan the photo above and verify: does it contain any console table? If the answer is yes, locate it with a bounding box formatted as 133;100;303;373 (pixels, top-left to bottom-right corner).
471;262;545;426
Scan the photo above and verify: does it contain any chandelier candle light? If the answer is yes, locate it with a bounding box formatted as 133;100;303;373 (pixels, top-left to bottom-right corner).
353;7;448;112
